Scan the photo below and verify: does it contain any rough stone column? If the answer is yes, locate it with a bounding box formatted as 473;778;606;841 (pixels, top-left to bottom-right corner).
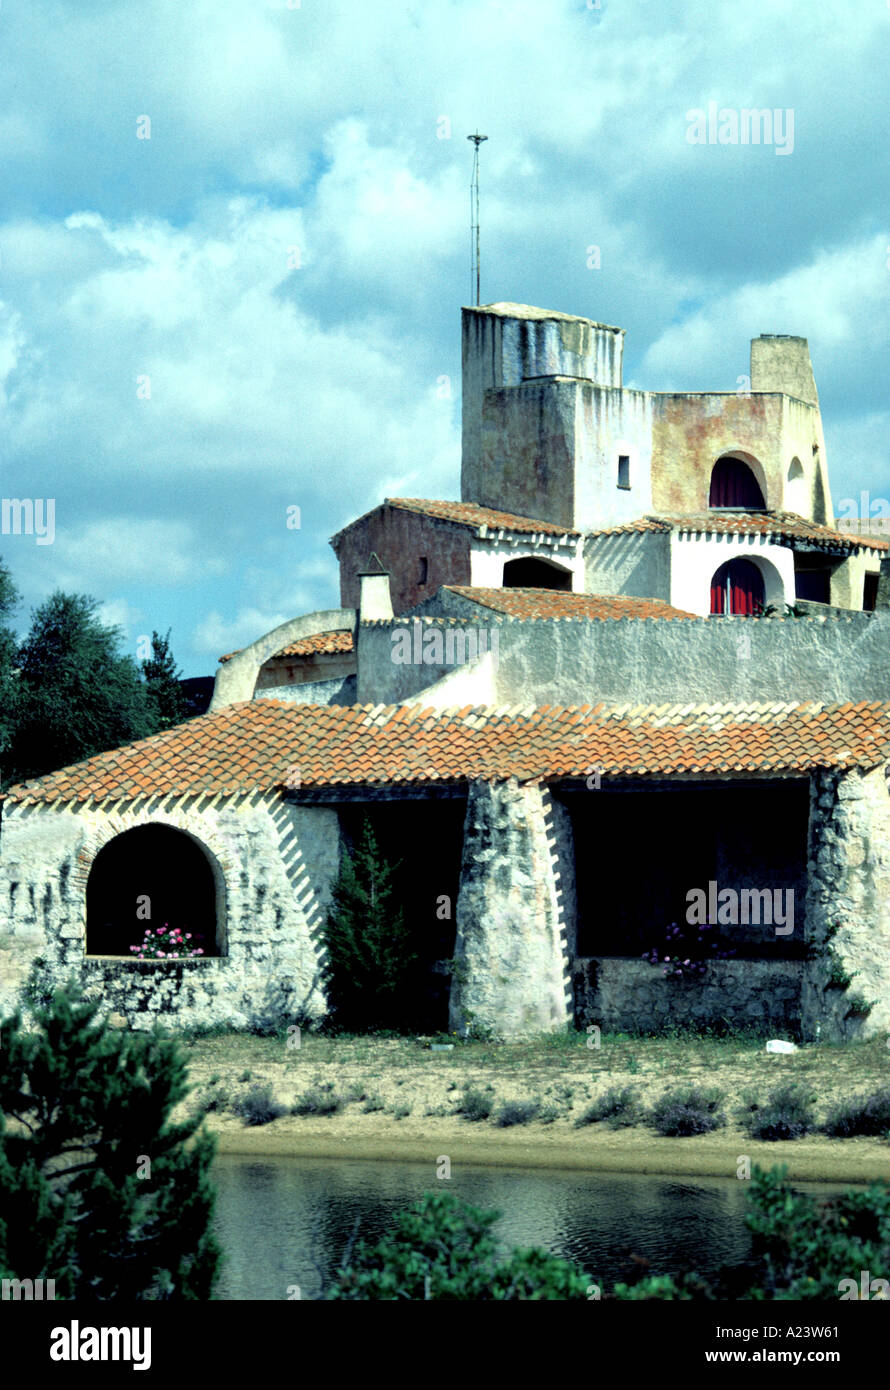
448;779;575;1038
803;765;890;1041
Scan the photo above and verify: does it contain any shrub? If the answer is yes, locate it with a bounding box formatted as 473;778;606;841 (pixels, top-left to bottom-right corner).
292;1083;343;1117
495;1100;540;1128
361;1094;385;1114
326;1193;590;1300
740;1083;815;1141
202;1082;231;1114
0;985;220;1299
233;1084;287;1127
391;1103;412;1120
649;1086;725;1136
744;1164;890;1299
577;1086;642;1129
458;1086;495;1122
822;1088;890;1138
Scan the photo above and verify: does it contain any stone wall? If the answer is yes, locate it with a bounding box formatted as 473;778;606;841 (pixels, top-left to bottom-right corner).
449;780;575;1037
357;607;890;709
0;794;339;1031
574;957;803;1035
803;764;890;1041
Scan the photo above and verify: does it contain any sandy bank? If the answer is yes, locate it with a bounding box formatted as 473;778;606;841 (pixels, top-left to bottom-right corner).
205;1112;890;1184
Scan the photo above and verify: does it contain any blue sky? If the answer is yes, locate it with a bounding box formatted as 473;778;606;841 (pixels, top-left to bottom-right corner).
1;0;888;675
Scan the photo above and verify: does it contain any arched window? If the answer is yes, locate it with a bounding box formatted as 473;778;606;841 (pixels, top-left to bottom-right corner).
502;557;572;590
709;457;766;510
86;825;222;957
710;558;765;615
786;458;805;513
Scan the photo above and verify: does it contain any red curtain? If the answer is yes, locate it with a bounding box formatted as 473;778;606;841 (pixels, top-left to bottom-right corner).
710;559;765;615
709;457;766;509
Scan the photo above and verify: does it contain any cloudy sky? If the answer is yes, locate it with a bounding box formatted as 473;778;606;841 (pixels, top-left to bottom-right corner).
1;0;887;675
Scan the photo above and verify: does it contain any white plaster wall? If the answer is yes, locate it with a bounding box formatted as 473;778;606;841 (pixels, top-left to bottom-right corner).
468;537;584;590
670;532;795;616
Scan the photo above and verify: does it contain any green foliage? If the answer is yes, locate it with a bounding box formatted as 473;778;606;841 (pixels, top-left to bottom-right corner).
457;1085;495;1121
9;591;156;783
822;1087;890;1138
232;1084;287;1127
744;1164;890;1300
649;1085;725;1136
0;558;20;768
323;819;419;1031
292;1082;343;1116
141;629;188;730
326;1192;590;1300
0;986;220;1299
577;1085;642;1129
327;1169;890;1300
495;1099;540;1127
740;1082;816;1141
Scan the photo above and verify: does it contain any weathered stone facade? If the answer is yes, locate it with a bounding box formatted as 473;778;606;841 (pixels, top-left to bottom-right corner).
0;794;338;1031
573;958;804;1036
449;781;575;1036
802;765;890;1041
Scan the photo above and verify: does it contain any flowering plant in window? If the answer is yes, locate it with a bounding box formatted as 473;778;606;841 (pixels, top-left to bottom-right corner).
642;922;735;980
129;923;205;960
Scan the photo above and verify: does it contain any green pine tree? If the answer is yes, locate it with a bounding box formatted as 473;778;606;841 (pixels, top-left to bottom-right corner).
324;819;419;1031
0;986;221;1300
141;628;188;730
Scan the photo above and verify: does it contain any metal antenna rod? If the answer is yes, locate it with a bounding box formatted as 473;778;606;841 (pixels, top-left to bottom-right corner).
467;132;488;305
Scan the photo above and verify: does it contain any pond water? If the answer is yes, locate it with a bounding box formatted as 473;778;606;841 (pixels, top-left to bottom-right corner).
210;1154;827;1300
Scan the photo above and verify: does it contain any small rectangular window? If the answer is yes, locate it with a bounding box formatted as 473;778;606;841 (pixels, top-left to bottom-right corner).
617;455;631;489
418;556;428;586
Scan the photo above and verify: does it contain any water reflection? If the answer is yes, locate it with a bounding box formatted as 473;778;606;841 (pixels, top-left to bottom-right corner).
211;1155;766;1300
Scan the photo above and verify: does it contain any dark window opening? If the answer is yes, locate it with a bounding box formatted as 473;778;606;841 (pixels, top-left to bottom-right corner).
568;782;809;960
709;457;766;510
794;553;837;606
86;825;220;957
418;556;428;586
864;571;879;612
617;455;631;489
502;557;572;590
710;558;765;615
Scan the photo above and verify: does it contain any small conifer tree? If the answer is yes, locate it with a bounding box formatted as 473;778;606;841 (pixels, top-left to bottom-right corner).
323;818;419;1031
0;986;220;1299
141;628;188;730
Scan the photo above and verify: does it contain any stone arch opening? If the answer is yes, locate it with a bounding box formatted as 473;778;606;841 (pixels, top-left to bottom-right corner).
786;457;806;513
86;824;224;957
709;455;767;510
502;556;572;590
709;557;765;615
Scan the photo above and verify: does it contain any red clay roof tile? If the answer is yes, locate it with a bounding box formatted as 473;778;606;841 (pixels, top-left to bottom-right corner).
5;698;890;806
444;587;699;620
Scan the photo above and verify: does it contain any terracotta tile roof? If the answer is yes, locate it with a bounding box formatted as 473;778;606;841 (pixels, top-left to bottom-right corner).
331;497;580;542
7;699;890;805
591;512;888;551
443;587;698;620
219;631;354;664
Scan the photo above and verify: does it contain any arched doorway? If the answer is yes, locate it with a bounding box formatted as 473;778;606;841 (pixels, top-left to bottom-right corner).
710;558;766;615
709;457;766;510
86;825;221;957
502;557;572;590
